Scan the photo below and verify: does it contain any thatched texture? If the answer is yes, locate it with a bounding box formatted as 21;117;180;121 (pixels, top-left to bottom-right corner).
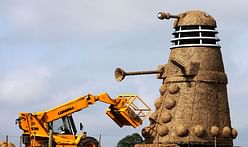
0;142;15;147
137;10;236;147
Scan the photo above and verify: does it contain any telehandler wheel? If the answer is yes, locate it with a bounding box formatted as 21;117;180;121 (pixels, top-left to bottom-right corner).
78;137;99;147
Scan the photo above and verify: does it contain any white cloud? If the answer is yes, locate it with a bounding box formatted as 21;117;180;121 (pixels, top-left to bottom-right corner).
0;66;52;103
8;3;38;28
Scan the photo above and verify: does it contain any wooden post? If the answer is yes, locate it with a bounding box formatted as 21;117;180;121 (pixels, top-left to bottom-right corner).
6;135;8;144
48;129;53;147
214;137;216;147
20;136;23;147
98;134;101;147
33;134;36;147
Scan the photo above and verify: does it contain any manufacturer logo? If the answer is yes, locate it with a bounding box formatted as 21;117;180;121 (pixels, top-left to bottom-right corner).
58;107;75;115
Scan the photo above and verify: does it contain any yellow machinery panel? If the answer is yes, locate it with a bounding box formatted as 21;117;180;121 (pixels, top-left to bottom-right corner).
17;93;150;147
106;95;151;128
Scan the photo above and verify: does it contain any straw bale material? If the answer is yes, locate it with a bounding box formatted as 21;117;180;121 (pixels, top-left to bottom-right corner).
135;144;179;147
0;142;15;147
222;127;232;138
210;126;220;137
231;128;238;139
137;10;236;147
159;85;167;95
164;98;176;109
154;97;163;109
168;84;179;94
161;112;172;123
176;125;188;137
194;125;205;137
149;112;158;123
158;125;169;136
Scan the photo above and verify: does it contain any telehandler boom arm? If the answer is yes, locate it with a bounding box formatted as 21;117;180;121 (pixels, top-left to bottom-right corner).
44;92;117;122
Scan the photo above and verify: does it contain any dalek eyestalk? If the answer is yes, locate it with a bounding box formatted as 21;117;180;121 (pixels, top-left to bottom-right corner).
157;12;179;20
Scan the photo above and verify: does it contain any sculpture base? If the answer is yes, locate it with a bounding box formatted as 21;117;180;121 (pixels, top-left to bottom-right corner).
135;144;179;147
135;144;233;147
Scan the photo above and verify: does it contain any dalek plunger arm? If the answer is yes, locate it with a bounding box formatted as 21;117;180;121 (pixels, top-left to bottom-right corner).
114;67;163;82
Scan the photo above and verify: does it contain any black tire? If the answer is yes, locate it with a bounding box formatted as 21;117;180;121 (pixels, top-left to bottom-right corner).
78;137;99;147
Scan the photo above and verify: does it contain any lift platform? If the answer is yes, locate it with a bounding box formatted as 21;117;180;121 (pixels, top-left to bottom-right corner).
106;95;151;128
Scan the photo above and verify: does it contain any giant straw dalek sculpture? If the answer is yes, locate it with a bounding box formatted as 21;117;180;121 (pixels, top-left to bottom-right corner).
115;10;237;147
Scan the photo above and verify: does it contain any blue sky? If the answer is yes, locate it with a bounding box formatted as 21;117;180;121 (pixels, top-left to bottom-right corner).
0;0;248;146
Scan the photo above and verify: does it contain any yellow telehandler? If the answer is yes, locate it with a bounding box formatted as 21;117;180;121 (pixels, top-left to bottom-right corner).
16;92;150;147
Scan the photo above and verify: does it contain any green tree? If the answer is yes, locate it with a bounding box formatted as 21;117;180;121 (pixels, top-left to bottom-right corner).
117;133;144;147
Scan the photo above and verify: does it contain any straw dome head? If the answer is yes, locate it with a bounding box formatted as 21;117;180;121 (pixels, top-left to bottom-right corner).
174;10;216;28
